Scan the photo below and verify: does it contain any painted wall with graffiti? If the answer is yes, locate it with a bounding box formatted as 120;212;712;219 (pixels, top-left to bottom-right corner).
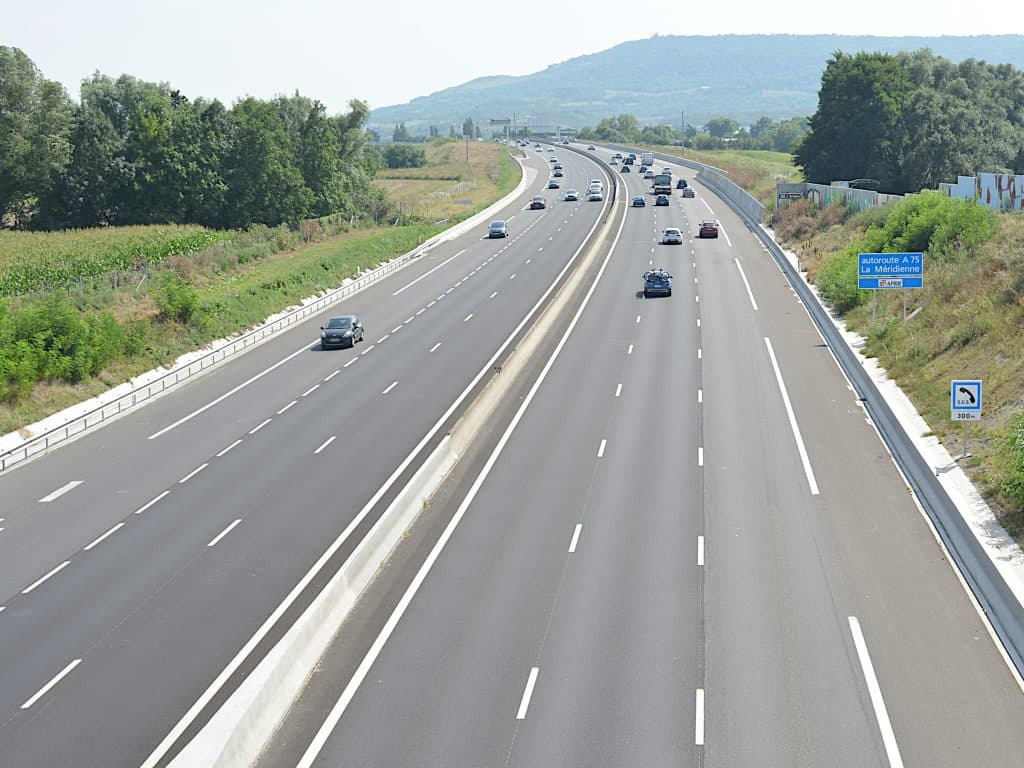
945;173;1024;211
775;182;903;212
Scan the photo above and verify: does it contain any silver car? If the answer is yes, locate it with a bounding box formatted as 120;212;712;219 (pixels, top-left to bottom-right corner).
488;220;508;238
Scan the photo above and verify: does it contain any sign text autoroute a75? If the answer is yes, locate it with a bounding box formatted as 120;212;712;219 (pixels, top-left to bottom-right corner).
858;252;924;290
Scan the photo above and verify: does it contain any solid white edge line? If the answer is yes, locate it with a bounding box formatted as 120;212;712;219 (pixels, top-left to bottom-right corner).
734;258;759;311
294;173;626;768
764;337;820;495
21;659;82;709
848;617;905;767
148;344;307;439
314;436;336;455
597;439;607;458
695;688;705;745
207;519;242;548
38;480;83;503
22;560;71;594
83;522;126;552
568;523;583;553
142;156;615;768
720;224;733;247
516;667;541;720
391;249;465;296
382;382;398;395
216;439;243;458
701;198;715;215
135;490;170;515
277;400;297;415
697;535;705;566
178;463;209;484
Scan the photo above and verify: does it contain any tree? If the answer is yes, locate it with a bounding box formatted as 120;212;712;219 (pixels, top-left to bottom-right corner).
639;124;677;145
795;52;914;188
462;117;475;137
429;124;439;137
383;144;426;168
392;122;412;142
749;116;775;139
0;47;73;225
705;117;740;138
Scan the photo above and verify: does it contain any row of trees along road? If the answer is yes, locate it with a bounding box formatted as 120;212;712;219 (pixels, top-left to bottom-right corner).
796;49;1024;194
0;47;387;230
575;112;809;152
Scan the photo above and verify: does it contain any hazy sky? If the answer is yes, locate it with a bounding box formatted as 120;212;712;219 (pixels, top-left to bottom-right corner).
5;0;1018;114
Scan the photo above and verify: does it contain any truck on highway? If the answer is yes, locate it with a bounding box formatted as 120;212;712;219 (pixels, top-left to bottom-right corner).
652;173;672;195
641;151;654;167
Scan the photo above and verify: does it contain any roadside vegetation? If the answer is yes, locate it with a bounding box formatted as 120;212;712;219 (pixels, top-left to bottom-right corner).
770;193;1024;538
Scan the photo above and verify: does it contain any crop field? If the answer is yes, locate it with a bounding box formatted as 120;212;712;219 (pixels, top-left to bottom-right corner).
0;225;231;296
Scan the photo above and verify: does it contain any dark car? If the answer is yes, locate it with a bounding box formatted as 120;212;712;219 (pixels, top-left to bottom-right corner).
682;187;695;198
676;178;688;189
655;194;670;206
320;315;363;349
623;156;634;165
632;196;646;207
643;269;673;298
699;220;719;238
529;196;547;209
621;164;631;173
488;220;508;238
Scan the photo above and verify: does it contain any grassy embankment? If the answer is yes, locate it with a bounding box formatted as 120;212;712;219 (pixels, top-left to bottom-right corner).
0;140;520;436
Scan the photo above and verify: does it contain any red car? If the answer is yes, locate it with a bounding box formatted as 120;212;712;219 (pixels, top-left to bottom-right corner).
529;196;547;210
699;220;719;238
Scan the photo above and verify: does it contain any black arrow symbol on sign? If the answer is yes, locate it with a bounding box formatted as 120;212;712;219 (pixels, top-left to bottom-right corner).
958;386;976;405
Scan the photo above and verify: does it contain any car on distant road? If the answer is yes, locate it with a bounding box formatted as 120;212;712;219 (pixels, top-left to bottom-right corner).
587;145;596;150
529;195;547;209
699;220;719;238
676;178;688;189
549;157;558;163
589;189;603;201
643;269;673;298
553;163;563;170
662;167;672;175
644;170;655;179
682;187;695;198
320;315;363;349
553;169;563;177
612;153;623;159
632;196;646;207
655;194;670;206
564;188;578;201
610;158;618;165
488;220;508;238
548;179;560;189
662;227;683;245
621;164;631;173
546;147;554;152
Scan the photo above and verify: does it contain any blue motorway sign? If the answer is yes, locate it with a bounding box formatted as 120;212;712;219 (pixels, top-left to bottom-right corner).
858;252;923;290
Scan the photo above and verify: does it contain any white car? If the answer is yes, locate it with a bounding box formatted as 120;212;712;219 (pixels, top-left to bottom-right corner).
564;188;579;201
589;190;603;201
662;228;683;245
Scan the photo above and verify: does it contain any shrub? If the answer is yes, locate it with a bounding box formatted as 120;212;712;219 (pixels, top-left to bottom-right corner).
817;248;866;313
383;144;427;169
155;272;199;322
1000;412;1024;510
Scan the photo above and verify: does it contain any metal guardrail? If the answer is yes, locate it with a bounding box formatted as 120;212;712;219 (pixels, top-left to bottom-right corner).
712;175;1024;679
0;236;443;473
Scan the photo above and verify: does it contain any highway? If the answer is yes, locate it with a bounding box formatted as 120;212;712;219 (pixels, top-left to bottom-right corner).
259;146;1024;767
0;146;613;766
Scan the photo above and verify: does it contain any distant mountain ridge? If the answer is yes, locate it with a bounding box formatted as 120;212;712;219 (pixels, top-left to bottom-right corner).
370;35;1024;134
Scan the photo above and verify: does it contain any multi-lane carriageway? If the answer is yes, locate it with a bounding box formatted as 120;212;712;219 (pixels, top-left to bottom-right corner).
1;142;1024;767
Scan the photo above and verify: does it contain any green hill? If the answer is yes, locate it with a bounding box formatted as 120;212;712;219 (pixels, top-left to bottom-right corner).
370;34;1024;134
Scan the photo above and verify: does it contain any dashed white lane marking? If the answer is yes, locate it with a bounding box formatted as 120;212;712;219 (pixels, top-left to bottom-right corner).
764;337;820;496
39;481;83;503
135;490;170;515
22;560;71;594
277;400;297;415
302;384;320;397
21;659;81;709
429;342;442;353
249;418;272;435
405;316;415;324
526;258;532;264
382;381;399;395
445;288;454;295
314;436;336;455
427;301;436;308
344;358;358;368
597;439;607;458
698;389;703;404
849;617;905;767
216;439;243;458
697;318;701;327
696;295;700;303
392;249;465;296
697;535;705;566
179;463;209;484
698;348;702;359
391;326;402;334
627;344;634;355
517;667;540;720
568;523;583;553
698;447;704;467
695;688;705;745
490;291;498;299
734;257;759;310
464;314;473;322
84;522;125;551
635;314;641;324
615;383;622;398
0;606;5;612
416;307;427;316
362;345;376;354
207;519;241;548
324;369;341;382
510;273;517;280
378;334;391;343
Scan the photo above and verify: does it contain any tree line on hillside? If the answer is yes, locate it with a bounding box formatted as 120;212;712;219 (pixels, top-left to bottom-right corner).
796;49;1024;194
0;47;388;230
575;113;808;152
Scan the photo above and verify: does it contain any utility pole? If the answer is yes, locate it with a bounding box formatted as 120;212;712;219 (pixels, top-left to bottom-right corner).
680;110;685;146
